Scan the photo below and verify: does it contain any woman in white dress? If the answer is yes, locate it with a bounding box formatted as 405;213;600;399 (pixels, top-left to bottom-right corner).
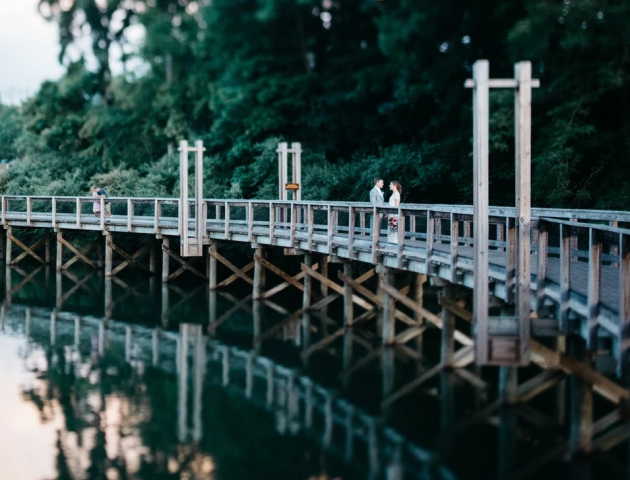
387;181;402;243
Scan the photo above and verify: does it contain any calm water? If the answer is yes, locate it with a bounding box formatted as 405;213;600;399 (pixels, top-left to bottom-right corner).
0;261;626;480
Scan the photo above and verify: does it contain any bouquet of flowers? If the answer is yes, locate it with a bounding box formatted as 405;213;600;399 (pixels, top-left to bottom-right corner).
388;215;398;233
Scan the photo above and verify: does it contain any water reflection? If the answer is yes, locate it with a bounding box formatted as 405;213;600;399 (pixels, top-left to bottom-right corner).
1;262;629;480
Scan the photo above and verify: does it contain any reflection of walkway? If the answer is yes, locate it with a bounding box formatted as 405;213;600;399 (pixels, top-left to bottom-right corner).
1;304;454;480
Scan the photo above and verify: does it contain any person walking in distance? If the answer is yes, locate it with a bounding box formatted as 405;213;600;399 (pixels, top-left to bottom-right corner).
91;185;112;217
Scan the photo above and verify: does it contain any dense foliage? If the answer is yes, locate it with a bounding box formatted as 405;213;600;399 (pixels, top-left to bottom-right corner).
1;0;629;209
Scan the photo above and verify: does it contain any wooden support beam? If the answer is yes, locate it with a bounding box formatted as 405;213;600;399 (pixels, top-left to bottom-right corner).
514;369;565;403
617;233;630;377
208;244;218;289
255;254;303;292
9;236;46;265
161;237;170;283
252;247;266;299
343;262;353;325
536;222;548;317
58;235;97;269
381;268;396;345
441;286;455;365
303;253;312;311
108;241;151;276
208;249;250;285
163;245;207;281
61;240;99;270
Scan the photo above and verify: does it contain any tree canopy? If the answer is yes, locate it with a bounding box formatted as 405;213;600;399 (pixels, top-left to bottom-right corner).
2;0;629;209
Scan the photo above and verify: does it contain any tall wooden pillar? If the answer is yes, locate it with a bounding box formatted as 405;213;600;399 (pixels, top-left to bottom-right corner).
208;243;217;290
6;228;12;265
569;338;593;456
0;227;4;261
441;286;455;366
149;240;157;275
161;237;170;283
104;233;113;277
303;254;312;310
55;230;62;271
44;233;51;264
343;262;353;325
104;277;113;320
381;267;396;345
253;246;266;299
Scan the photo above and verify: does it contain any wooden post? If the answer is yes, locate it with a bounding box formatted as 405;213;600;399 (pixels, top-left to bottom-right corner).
471;59;490;364
414;273;426;360
343;262;353;325
586;229;601;350
569;338;593;456
162;237;170;283
6;228;12;265
0;227;4;261
253;246;266;299
514;60;533;363
536;222;548;317
303;254;312;310
104;277;113;320
381;268;396;345
149;240;157;275
208;243;217;290
617;233;630;377
105;233;113;277
559;223;571;333
441;286;455;366
55;230;62;271
499;367;518;404
44;233;51;264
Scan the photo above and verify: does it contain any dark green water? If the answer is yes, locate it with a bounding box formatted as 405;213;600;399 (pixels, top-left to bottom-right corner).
0;261;626;480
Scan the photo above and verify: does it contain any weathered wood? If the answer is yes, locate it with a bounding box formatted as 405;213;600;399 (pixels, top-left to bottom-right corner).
426;210;434;272
450;213;458;282
343;262;353;325
514;61;533;364
514;369;564;403
209;249;253;285
61;239;98;270
441;286;455;365
252;247;266;299
161;237;170;283
381;268;396;344
216;261;254;289
617;234;630;377
255;254;304;292
58;235;97;269
559;223;571;332
163;245;207;281
536;222;548;317
347;206;355;259
586;229;601;349
9;236;46;265
371;206;380;264
472;60;490;365
109;241;151;276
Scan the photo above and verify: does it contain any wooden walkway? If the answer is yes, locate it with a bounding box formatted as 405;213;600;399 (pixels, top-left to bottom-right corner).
2;195;630;370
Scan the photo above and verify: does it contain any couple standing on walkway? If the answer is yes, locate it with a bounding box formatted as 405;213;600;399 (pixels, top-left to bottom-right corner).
369;177;402;244
91;185;111;217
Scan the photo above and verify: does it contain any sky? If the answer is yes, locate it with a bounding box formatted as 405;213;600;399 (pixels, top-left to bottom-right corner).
0;0;144;105
0;0;65;105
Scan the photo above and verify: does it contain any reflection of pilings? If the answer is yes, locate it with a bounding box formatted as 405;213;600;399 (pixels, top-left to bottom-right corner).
98;319;105;356
368;419;380;480
266;362;275;407
178;324;190;442
323;392;333;448
152;328;159;367
192;327;205;442
345;406;355;462
25;308;31;338
55;271;62;310
382;347;395;399
50;310;56;345
554;337;567;425
0;305;5;331
497;407;518;478
221;346;230;386
440;372;456;435
304;381;313;429
246;353;254;398
125;326;132;363
499;367;518;404
74;316;80;347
